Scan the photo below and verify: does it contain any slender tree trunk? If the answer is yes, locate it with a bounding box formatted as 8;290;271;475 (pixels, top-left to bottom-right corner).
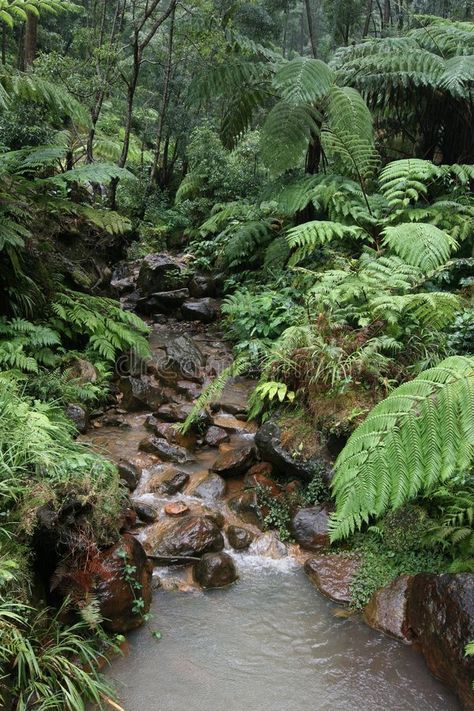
1;26;6;65
23;11;38;69
150;3;176;186
282;3;289;57
382;0;391;31
304;0;317;57
363;0;373;37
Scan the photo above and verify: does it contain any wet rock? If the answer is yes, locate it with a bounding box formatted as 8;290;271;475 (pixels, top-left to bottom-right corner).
137;288;190;314
211;378;255;416
118;460;141;492
203;511;226;529
181;298;219;324
176;380;202;400
158;469;189;495
210;444;256;478
204;426;230;447
211;413;257;434
250;531;287;559
137;253;185;296
304;554;361;604
227;525;255;551
119;506;137;531
64;357;98;384
364;575;412;643
193;552;238;589
188;472;226;500
244;465;281;499
228;491;264;529
290;506;331;551
96;534;152;633
407;573;474;709
138;436;189;463
100;411;130;428
118;375;164;411
145;414;161;432
165;502;190;516
65;403;88;434
144;515;224;558
255;421;332;482
165;334;204;380
154;421;196;449
133;502;158;524
189;274;215;298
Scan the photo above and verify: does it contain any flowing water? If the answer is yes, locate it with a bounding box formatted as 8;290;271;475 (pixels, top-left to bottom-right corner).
107;562;459;711
84;318;461;710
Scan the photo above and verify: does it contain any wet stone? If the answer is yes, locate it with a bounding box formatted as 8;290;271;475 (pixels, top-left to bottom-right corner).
133;502;158;524
188;472;227;500
193;552;238;589
210;443;256;478
227;525;255;551
204;426;230;447
158;469;190;495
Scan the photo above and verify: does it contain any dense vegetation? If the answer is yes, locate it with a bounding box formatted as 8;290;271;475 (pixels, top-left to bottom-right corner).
0;0;472;707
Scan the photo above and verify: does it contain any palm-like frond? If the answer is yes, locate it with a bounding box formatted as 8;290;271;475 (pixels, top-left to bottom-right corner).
260;102;321;173
287;220;365;265
382;223;456;271
273;57;334;105
330;356;474;541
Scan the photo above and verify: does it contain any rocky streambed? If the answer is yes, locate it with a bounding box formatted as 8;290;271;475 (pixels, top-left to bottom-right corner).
74;253;473;709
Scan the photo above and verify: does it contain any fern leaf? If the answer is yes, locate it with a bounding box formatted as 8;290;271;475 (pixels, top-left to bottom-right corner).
287;220;364;265
260;102;321;174
382;223;457;271
273;57;334;105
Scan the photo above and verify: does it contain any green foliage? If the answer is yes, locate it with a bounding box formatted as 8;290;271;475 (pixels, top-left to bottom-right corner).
330;356;474;541
51;290;150;363
0;598;118;711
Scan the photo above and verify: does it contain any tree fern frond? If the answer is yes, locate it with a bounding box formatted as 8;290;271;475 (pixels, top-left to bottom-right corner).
273;57;334;105
287;220;364;265
260;102;321;174
382;223;457;271
330;356;474;541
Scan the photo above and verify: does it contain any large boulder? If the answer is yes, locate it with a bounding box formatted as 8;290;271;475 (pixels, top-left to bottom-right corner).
210;444;256;478
144;515;224;558
158;469;190;495
210;378;255;416
181;298;219;324
138;436;189;463
204;426;230;447
290;506;330;551
255;421;332;482
118;375;164;411
193;552;238;589
64;357;98;384
137;288;189;315
189;274;216;298
363;575;412;643
137;253;186;296
228;491;264;529
133;502;158;524
118;459;141;492
226;525;255;551
188;472;227;500
407;573;474;709
304;554;361;604
96;535;152;633
65;403;88;434
165;334;204;380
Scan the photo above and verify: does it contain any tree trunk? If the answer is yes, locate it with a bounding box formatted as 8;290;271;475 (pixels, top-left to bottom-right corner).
304;0;317;57
363;0;373;37
2;25;6;65
150;3;176;186
23;11;38;69
382;0;391;31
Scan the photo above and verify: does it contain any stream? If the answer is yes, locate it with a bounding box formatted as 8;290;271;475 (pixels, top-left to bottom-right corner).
84;316;460;711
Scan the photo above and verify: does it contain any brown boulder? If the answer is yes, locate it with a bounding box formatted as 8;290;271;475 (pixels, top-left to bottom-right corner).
210;444;256;478
158;469;189;495
290;506;331;551
144;515;224;558
193;552;238;589
304;554;361;604
228;491;264;529
364;575;412;643
188;472;227;500
407;573;474;709
96;535;152;633
227;525;255;551
138;435;188;463
204;426;230;447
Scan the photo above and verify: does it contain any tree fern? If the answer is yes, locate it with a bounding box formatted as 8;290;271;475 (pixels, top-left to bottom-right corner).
379;159;442;208
382;223;456;271
260;102;321;173
330;356;474;541
273;57;334;105
287;220;364;265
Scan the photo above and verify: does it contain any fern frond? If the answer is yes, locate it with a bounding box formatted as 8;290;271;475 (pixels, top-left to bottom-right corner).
260;102;321;174
382;223;457;271
330;356;474;541
273;57;334;105
287;220;364;265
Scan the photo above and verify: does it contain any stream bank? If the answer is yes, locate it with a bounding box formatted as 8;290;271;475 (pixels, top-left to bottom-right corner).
74;252;470;709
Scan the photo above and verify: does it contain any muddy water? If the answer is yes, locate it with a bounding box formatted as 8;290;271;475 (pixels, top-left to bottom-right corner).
84;320;460;710
107;564;458;711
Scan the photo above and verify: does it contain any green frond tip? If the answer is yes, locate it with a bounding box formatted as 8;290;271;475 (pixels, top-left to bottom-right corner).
330;356;474;542
287;220;364;265
260;102;321;174
382;223;457;271
273;57;334;105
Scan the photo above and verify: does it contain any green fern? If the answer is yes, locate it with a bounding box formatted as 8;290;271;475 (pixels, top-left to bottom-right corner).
330;356;474;541
260;102;321;174
382;223;457;271
287;220;364;265
273;57;334;105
